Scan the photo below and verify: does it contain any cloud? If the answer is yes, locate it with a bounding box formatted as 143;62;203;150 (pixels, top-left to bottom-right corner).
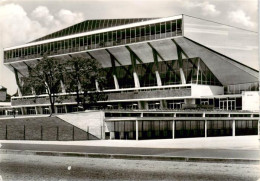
180;0;220;17
31;6;57;26
0;3;45;47
199;2;220;17
57;9;84;25
0;4;85;48
228;9;255;28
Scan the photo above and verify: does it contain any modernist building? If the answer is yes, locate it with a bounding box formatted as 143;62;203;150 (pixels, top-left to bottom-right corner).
3;15;259;139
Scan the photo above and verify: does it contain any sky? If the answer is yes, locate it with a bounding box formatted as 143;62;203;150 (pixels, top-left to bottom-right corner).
0;0;258;95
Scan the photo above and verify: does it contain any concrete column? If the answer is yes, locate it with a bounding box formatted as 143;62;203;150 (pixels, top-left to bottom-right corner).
38;106;43;114
95;80;100;91
203;112;207;137
110;132;115;140
31;87;36;95
144;102;149;110
172;120;175;139
258;119;260;140
64;105;68;113
17;87;22;97
35;107;39;115
138;101;142;110
232;120;236;136
173;113;176;139
113;75;120;89
179;68;186;84
160;100;167;110
155;71;162;86
48;106;51;114
78;82;82;92
205;120;207;138
60;80;66;93
133;72;140;88
55;106;58;114
21;107;25;115
136;120;138;140
23;107;27;115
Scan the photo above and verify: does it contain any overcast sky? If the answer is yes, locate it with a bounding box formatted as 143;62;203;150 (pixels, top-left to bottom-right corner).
0;0;258;94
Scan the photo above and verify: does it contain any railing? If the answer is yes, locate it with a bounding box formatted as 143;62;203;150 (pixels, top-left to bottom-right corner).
12;86;191;106
106;87;191;101
11;95;77;106
224;82;259;94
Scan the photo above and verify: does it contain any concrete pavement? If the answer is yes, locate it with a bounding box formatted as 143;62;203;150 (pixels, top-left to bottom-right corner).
1;136;260;164
1;135;259;149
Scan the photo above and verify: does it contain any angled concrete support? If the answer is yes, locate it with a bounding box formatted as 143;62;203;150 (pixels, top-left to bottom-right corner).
133;72;140;88
149;43;163;86
179;68;186;84
155;71;162;86
14;68;22;97
196;58;201;84
127;46;141;88
60;80;66;93
113;75;120;89
108;50;120;89
172;39;191;84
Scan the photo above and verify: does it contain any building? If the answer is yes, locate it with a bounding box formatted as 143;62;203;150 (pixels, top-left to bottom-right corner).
3;15;259;139
0;86;12;116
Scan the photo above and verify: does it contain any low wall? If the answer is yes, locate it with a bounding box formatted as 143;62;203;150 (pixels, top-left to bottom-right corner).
0;116;98;141
57;111;105;139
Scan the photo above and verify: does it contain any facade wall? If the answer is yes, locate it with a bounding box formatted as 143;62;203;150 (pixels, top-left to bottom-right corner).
191;85;223;97
0;90;7;102
242;91;260;111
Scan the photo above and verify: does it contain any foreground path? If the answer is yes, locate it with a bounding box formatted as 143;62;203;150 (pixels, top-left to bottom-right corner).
0;154;259;181
1;142;260;160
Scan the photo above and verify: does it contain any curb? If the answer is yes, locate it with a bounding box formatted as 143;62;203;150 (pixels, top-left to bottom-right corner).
1;149;260;165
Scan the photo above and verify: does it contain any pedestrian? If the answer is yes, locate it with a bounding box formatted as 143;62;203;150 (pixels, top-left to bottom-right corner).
12;109;16;118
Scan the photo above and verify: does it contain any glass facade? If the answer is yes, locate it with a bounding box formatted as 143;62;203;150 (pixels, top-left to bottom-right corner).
100;57;221;90
4;19;182;63
109;119;258;140
175;120;205;138
32;18;155;42
235;120;258;136
207;120;232;137
225;82;259;94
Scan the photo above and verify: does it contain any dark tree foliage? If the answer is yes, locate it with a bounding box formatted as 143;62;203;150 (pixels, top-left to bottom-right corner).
64;57;106;110
22;56;63;116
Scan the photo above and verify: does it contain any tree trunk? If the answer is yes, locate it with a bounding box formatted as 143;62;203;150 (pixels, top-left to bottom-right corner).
48;93;55;116
76;89;80;110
